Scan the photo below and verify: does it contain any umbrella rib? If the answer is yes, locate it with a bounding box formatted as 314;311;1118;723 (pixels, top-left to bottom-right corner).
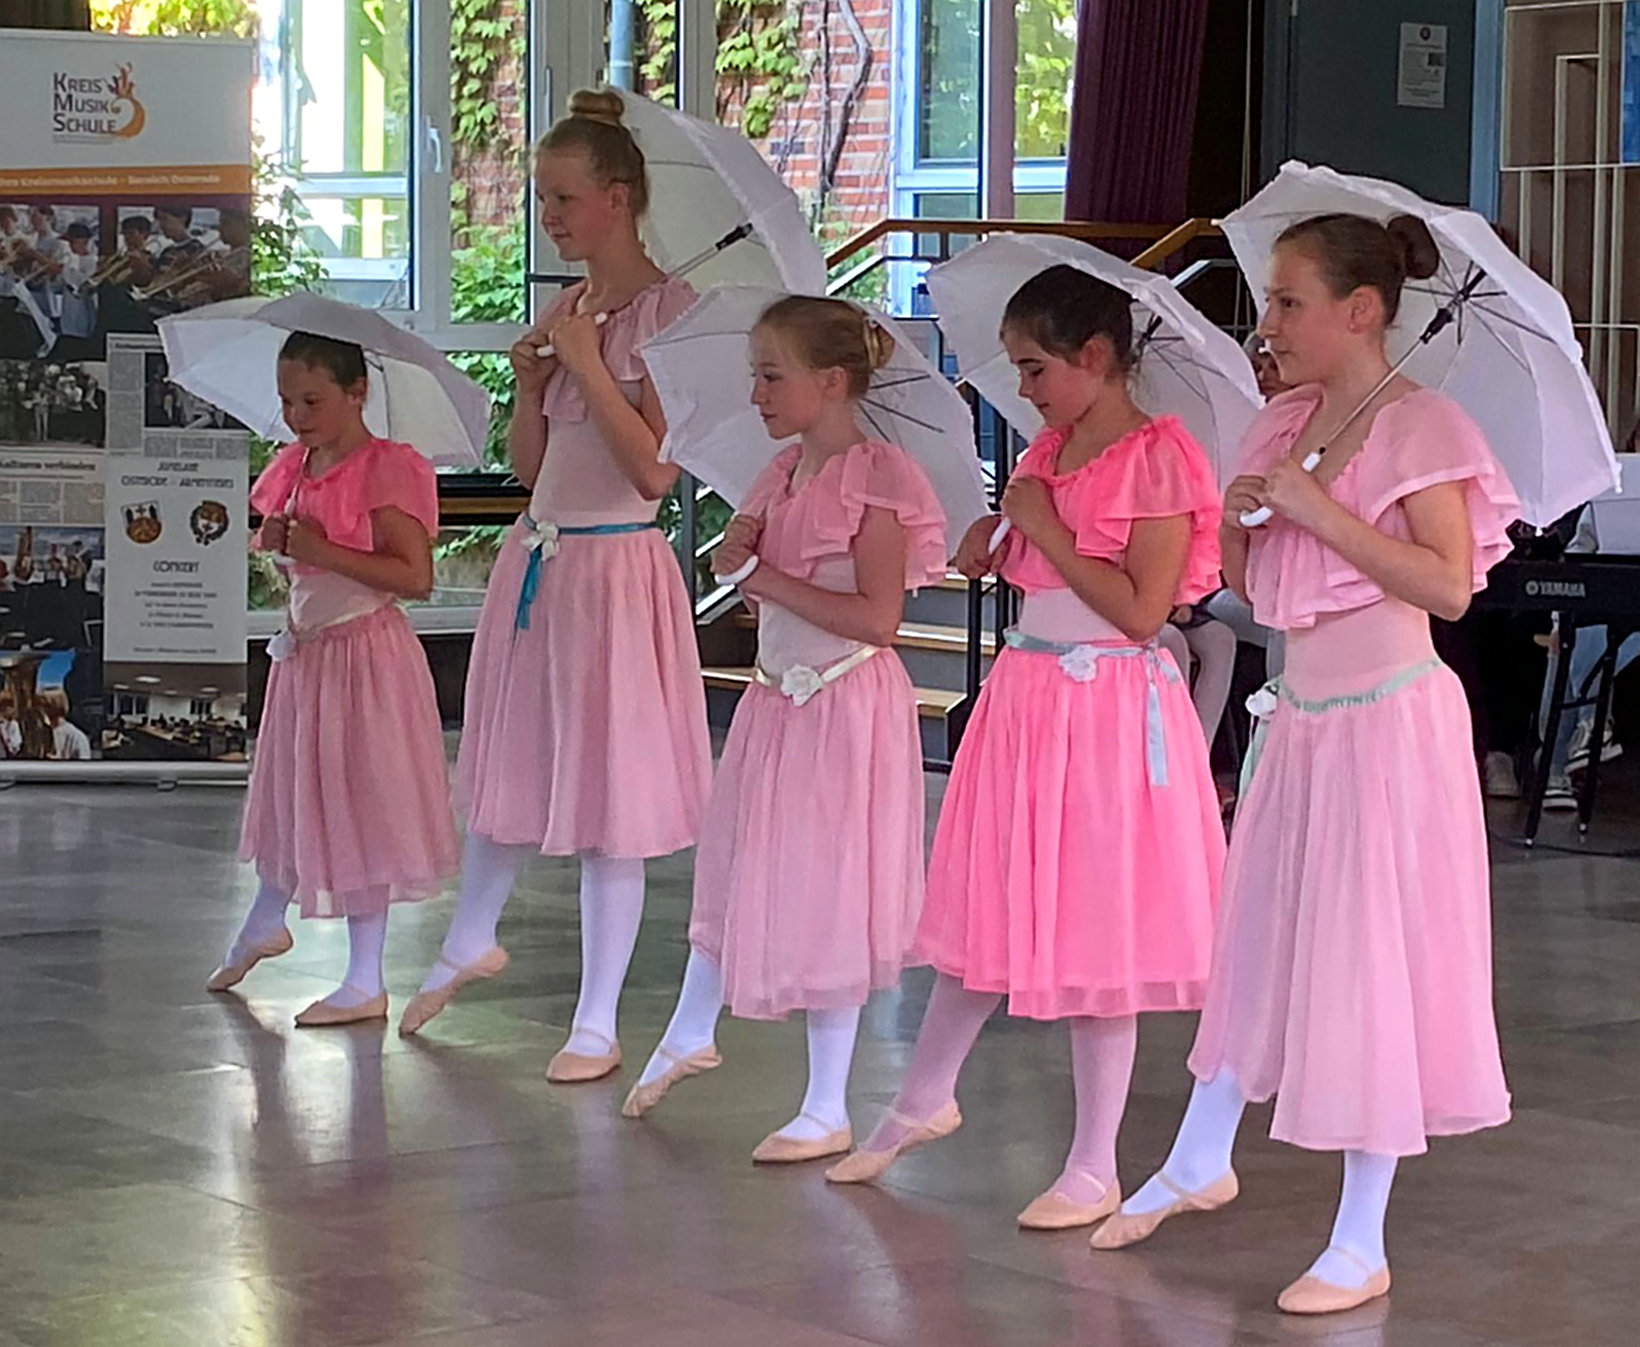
860;396;943;433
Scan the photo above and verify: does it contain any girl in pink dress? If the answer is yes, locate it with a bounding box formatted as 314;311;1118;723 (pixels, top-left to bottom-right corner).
1095;215;1515;1316
399;89;713;1076
207;331;460;1026
621;296;947;1163
827;267;1226;1229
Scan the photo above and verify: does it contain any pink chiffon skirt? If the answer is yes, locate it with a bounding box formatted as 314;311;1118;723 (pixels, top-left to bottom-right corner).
1188;661;1512;1155
913;643;1223;1020
240;603;459;918
690;652;925;1020
455;521;711;858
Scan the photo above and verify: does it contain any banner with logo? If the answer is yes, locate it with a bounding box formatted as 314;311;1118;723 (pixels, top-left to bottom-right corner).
0;31;251;768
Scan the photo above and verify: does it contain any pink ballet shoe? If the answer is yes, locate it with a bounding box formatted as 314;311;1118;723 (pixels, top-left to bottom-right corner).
751;1116;853;1165
205;927;294;992
398;946;510;1037
824;1100;963;1185
294;988;389;1028
1089;1169;1239;1250
1277;1249;1392;1315
547;1031;623;1084
1017;1173;1121;1231
621;1044;723;1118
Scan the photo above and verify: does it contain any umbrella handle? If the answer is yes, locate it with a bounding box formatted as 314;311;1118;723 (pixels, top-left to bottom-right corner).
988;518;1012;551
1239;450;1324;528
536;310;610;358
718;554;760;586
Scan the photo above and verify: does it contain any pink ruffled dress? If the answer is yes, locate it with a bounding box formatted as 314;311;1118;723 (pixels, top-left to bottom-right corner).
455;277;712;857
689;441;947;1020
912;416;1226;1020
1188;386;1517;1156
241;438;460;918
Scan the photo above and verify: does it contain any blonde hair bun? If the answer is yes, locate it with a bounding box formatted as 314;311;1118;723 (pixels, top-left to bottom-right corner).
864;319;896;372
568;88;627;127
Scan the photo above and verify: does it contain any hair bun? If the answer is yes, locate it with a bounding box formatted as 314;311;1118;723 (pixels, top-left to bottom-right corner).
568;87;627;127
864;319;896;372
1386;214;1440;282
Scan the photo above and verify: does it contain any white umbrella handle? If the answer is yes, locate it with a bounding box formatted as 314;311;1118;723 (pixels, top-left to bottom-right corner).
536;310;610;358
988;517;1012;551
1239;450;1323;528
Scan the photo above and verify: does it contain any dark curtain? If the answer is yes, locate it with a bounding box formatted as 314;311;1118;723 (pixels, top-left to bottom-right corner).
0;0;90;28
1064;0;1213;224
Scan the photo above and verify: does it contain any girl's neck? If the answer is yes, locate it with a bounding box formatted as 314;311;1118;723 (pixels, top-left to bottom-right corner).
305;420;373;472
1061;384;1150;467
581;232;665;312
1314;348;1398;427
795;409;868;480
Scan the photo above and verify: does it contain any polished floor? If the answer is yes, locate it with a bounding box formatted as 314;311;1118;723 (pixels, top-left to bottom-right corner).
1;768;1638;1346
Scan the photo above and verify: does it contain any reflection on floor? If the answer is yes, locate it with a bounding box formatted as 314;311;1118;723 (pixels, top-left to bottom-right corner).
0;768;1637;1346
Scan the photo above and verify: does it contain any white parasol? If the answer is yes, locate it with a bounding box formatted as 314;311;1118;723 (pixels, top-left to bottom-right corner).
644;285;989;556
536;91;827;356
1221;160;1618;527
158;292;490;467
925;233;1264;548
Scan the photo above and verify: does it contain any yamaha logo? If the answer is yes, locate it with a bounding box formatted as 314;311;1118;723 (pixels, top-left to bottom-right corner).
1524;579;1586;599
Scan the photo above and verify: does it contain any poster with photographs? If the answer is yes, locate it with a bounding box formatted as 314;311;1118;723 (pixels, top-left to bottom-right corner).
104;335;247;667
0;450;104;762
0;29;253;770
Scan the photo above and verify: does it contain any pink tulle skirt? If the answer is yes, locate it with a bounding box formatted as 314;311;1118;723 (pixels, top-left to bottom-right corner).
690;653;925;1020
240;603;460;918
1188;662;1512;1155
455;522;711;858
913;643;1223;1020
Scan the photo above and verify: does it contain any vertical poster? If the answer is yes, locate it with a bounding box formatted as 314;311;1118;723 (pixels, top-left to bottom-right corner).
0;30;252;767
1624;2;1640;165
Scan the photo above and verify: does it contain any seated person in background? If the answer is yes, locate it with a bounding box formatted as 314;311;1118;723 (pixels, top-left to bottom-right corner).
1537;414;1640;809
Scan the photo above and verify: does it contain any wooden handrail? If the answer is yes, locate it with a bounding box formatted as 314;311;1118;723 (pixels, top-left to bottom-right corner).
826;218;1174;270
826;215;1223;273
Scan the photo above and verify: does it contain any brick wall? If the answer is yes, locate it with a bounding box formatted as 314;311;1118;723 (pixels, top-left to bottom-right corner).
718;0;895;251
455;0;530;237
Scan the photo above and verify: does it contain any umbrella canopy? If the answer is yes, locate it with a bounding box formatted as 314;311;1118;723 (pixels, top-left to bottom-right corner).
924;233;1264;485
540;91;827;296
158;292;490;467
1221;160;1618;525
645;286;989;554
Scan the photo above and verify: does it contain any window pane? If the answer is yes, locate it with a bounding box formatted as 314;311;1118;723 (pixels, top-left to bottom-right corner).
451;1;530;327
1016;0;1075;161
607;0;681;105
284;0;414;307
919;0;980;163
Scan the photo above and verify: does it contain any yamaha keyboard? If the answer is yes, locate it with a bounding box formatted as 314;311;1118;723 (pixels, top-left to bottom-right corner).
1474;556;1640;616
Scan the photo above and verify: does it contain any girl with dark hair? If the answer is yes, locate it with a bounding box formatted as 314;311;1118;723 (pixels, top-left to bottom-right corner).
826;265;1226;1230
1095;215;1516;1315
208;330;459;1025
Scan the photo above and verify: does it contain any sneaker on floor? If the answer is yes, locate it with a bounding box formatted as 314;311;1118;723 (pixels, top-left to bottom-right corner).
1542;778;1578;812
1484;751;1522;799
1566;717;1622;773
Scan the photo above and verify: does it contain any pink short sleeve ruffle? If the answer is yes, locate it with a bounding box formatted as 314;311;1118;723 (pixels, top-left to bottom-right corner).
747;439;950;590
250;439;439;554
542;275;697;423
1243;387;1520;630
999;415;1223;603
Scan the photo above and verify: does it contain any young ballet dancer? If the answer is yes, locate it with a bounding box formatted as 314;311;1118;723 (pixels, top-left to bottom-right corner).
826;266;1226;1229
1094;214;1515;1315
208;331;459;1025
622;296;949;1163
399;89;713;1078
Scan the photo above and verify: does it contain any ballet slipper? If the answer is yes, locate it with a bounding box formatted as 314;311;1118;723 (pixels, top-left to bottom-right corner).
1089;1169;1239;1250
397;946;510;1037
205;927;294;992
621;1044;723;1118
293;988;389;1028
1277;1248;1392;1315
547;1031;623;1084
751;1115;854;1165
824;1100;963;1185
1017;1174;1122;1231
